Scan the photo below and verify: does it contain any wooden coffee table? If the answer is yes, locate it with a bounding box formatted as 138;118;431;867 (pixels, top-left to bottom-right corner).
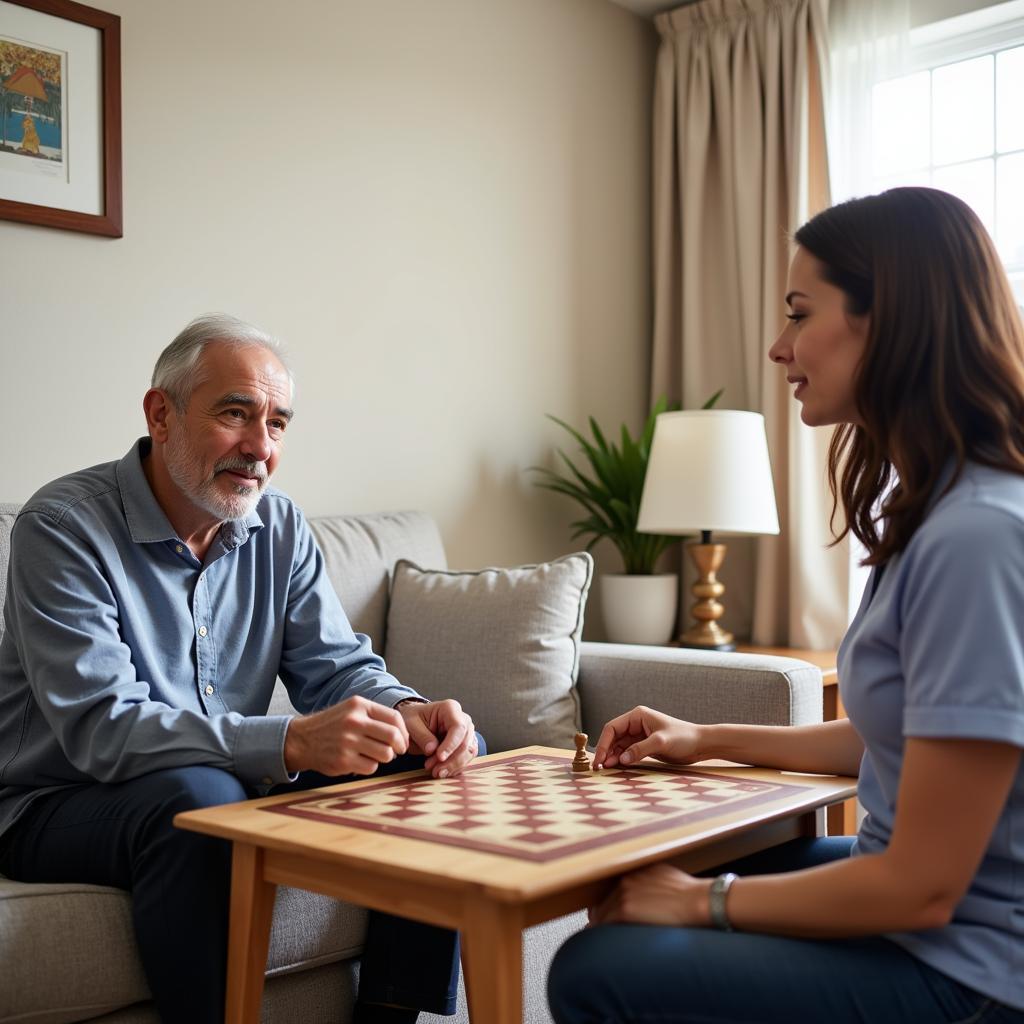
175;745;856;1024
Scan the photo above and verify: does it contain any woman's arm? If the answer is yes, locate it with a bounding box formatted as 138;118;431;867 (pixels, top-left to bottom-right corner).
699;718;864;777
593;707;864;778
593;737;1021;936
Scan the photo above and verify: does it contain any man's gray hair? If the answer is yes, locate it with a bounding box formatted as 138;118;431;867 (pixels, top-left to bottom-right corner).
151;313;294;411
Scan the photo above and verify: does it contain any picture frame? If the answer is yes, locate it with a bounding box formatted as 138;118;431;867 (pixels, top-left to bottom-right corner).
0;0;121;236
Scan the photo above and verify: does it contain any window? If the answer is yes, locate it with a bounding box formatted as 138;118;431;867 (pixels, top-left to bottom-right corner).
869;5;1024;304
835;1;1024;619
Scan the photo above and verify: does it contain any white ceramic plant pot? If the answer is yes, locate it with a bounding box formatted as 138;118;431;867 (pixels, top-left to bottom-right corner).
600;573;679;645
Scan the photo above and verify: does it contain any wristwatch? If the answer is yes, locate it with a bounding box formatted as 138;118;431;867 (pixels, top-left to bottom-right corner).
708;872;739;931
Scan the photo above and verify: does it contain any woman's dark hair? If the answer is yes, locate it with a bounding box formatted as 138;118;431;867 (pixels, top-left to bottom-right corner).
794;187;1024;565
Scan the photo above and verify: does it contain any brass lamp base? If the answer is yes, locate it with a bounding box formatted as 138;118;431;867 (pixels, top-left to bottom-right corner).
675;541;735;652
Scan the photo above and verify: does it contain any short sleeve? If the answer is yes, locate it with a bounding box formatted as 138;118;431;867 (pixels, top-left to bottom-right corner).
899;502;1024;747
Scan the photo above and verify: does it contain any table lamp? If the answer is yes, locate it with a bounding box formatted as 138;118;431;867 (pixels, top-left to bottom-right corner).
637;410;779;651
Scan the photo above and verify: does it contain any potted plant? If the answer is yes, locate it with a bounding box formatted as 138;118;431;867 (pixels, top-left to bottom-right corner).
533;390;722;643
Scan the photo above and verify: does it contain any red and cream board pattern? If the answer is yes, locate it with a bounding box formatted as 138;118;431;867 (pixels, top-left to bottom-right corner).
263;755;813;863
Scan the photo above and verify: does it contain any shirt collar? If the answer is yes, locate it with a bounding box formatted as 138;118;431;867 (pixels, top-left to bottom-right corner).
116;437;265;547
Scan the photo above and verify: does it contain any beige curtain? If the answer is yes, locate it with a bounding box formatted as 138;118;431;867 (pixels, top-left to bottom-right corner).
651;0;849;648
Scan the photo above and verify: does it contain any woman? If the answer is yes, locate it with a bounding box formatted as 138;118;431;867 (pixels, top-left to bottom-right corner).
547;188;1024;1023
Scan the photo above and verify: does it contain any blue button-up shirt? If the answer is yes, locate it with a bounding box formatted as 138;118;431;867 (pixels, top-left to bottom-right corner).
0;439;421;840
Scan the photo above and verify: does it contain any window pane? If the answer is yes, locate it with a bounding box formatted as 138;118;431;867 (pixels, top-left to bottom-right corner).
997;46;1024;153
933;55;993;165
997;153;1024;266
932;159;995;236
1007;269;1024;312
872;72;930;177
872;169;932;194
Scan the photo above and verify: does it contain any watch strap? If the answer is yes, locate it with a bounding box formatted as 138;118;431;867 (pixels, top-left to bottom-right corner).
709;872;738;931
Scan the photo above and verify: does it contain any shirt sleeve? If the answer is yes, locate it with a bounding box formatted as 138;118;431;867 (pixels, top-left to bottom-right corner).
898;501;1024;747
276;508;424;713
7;510;293;787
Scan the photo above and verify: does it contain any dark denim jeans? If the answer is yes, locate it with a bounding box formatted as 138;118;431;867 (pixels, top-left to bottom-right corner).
548;837;1024;1024
0;739;485;1023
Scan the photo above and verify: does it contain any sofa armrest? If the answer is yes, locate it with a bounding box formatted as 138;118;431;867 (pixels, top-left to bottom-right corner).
577;642;823;739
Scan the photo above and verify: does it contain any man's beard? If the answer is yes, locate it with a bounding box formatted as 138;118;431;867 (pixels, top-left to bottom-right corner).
164;425;268;522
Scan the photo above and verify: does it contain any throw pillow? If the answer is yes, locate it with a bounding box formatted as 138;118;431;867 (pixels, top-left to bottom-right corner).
383;552;593;752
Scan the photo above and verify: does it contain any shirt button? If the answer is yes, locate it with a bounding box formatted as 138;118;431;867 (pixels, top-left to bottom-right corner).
175;544;183;554
198;626;208;638
205;684;214;696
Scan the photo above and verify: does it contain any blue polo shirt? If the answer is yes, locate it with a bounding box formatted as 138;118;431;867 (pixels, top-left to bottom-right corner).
840;461;1024;1010
0;439;421;841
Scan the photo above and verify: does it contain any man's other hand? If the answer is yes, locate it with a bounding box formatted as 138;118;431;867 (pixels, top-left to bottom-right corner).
398;699;477;778
284;696;410;776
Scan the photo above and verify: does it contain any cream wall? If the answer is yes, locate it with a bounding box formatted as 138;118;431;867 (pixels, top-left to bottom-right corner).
0;0;656;590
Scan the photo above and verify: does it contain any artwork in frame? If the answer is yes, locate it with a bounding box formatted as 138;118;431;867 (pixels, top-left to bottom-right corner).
0;0;121;236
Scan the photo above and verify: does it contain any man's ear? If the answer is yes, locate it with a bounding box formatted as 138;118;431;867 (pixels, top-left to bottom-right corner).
143;388;173;443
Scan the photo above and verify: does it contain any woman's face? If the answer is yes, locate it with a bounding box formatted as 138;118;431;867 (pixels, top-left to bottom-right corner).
768;247;870;427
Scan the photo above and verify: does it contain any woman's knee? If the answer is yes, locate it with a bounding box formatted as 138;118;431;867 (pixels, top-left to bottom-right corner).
548;927;624;1022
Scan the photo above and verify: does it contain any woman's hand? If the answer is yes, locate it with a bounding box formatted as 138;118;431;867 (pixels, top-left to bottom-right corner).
589;863;712;927
593;706;704;768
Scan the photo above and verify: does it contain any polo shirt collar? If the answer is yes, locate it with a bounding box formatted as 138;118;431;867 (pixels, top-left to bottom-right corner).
116;437;265;547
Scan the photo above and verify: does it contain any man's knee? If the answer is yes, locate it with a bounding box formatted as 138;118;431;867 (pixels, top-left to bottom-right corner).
143;765;248;815
132;766;247;851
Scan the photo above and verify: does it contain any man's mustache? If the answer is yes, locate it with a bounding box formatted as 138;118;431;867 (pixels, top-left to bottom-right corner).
213;458;268;483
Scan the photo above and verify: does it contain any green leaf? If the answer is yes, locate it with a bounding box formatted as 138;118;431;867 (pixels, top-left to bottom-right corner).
702;387;725;409
588;416;610;454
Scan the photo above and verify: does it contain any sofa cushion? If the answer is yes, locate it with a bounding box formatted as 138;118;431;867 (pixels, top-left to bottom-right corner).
0;506;445;658
307;511;446;652
0;876;367;1024
383;553;593;751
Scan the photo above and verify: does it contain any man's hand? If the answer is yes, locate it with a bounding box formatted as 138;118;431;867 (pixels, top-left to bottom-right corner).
588;863;712;928
284;696;410;776
398;699;477;778
593;705;703;769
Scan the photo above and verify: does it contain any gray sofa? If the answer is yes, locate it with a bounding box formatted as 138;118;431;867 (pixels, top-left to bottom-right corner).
0;503;824;1024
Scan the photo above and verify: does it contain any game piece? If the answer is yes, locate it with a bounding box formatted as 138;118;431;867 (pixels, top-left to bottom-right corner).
263;754;814;863
571;732;591;773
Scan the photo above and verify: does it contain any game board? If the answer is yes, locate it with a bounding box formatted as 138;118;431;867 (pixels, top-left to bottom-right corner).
263;754;814;862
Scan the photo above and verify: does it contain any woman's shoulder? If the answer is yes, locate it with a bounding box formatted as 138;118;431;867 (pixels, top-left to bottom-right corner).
936;461;1024;512
914;462;1024;551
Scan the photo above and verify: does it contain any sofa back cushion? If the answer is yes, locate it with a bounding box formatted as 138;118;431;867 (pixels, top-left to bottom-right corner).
383;553;593;752
306;510;446;652
0;503;444;697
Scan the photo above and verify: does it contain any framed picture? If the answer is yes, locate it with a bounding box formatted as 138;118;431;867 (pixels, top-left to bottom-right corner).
0;0;121;236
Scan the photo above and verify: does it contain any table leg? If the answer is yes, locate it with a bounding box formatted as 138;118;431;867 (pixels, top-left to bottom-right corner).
823;685;859;836
225;842;277;1024
462;900;524;1024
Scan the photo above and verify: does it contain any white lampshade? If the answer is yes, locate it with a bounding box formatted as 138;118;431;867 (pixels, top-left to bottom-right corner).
637;410;780;537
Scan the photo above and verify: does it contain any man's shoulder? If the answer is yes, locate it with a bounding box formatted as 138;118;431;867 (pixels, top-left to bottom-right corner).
19;459;121;528
253;486;313;542
256;485;302;522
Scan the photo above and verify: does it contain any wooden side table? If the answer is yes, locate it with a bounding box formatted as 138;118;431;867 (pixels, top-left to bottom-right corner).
736;644;857;837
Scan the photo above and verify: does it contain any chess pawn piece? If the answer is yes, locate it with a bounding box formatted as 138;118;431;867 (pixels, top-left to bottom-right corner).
572;732;591;773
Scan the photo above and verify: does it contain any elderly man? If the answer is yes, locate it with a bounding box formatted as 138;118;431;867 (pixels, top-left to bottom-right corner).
0;314;478;1024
